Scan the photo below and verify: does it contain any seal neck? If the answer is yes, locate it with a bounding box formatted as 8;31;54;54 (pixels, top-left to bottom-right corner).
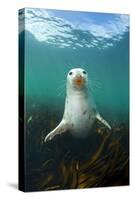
66;84;89;98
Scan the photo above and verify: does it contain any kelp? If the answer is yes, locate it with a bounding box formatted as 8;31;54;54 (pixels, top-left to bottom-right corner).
25;110;129;191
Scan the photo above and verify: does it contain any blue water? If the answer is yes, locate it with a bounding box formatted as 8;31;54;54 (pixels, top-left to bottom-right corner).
20;8;129;124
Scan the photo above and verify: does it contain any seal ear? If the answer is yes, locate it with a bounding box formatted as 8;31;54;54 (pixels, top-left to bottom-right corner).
45;120;68;142
96;113;111;130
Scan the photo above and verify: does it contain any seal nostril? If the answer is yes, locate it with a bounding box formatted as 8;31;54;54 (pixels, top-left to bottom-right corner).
76;74;82;79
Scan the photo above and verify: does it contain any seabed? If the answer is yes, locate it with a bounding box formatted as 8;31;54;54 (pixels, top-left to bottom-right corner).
24;109;129;191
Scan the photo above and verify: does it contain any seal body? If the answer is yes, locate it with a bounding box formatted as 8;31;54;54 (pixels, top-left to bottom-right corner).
63;89;96;138
45;68;111;142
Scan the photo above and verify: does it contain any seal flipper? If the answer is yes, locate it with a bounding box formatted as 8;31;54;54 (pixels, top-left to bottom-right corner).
45;120;68;142
96;113;111;130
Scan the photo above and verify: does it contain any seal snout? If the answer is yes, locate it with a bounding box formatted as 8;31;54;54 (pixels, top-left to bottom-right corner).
74;74;85;87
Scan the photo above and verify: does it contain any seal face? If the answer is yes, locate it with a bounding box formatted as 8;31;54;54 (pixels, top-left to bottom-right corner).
45;68;111;142
68;68;87;89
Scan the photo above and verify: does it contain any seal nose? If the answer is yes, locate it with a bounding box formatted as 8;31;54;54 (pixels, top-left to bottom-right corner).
75;74;82;79
77;74;82;78
74;74;84;86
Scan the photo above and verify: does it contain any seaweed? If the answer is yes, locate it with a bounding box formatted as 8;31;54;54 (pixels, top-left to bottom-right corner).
25;105;129;191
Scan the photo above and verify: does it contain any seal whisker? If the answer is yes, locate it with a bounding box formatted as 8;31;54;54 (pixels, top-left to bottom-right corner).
56;83;65;91
89;85;95;95
60;79;66;84
56;82;66;97
89;79;102;90
89;79;102;86
57;89;65;97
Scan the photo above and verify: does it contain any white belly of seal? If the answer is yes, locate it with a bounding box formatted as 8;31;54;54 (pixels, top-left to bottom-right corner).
66;95;95;138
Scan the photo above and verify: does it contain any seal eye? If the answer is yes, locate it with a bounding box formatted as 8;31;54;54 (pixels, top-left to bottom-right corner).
83;70;86;74
69;72;73;75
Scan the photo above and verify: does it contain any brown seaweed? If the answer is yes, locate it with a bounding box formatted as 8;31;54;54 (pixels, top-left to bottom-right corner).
26;113;129;191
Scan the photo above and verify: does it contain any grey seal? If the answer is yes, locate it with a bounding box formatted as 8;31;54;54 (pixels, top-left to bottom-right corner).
45;68;111;142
